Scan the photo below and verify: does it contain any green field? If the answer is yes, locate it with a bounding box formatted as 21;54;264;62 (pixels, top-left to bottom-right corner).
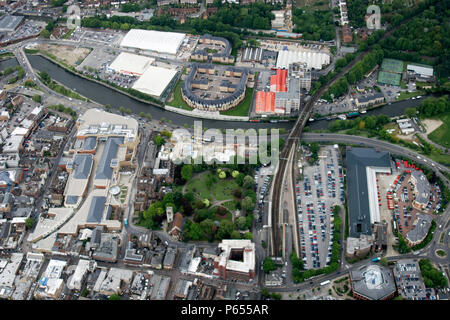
378;71;401;86
220;87;254;117
211;179;240;201
428;113;450;149
184;176;211;200
395;90;423;101
381;58;404;74
166;79;193;111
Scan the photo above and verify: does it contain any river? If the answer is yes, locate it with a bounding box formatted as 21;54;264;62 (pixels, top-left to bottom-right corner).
26;55;293;131
22;55;427;132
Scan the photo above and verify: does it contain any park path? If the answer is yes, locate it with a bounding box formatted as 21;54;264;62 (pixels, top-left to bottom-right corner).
181;171;210;195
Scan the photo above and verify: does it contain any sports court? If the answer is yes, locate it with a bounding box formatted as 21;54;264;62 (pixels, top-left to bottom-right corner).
377;71;401;86
381;58;404;74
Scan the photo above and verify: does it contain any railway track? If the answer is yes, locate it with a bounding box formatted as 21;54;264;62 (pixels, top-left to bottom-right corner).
270;49;371;257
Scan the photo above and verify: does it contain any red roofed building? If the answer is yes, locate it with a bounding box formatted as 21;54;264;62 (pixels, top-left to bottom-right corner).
342;25;353;43
255;91;275;114
270;69;288;92
169;212;183;241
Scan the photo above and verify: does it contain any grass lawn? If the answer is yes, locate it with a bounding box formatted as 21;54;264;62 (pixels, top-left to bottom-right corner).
211;178;240;201
395;90;423;101
428;113;450;149
166;79;193;111
184;176;211;200
220;87;254;117
221;200;239;212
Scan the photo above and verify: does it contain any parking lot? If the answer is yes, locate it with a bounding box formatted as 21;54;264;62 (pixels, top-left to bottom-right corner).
255;167;273;225
296;145;344;269
69;28;123;46
0;20;44;43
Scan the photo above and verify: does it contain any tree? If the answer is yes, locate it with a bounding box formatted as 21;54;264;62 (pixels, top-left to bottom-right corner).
181;164;193;181
105;104;111;110
40;29;51;38
261;287;269;297
236;173;245;186
219;171;226;179
243;175;255;189
32;95;42;103
263;257;276;273
119;106;125;114
232;170;239;178
200;219;215;239
202;198;210;207
236;216;247;230
231;230;241;239
188;223;204;241
405;107;417;118
217;219;234;240
109;294;121;300
153;135;165;147
242;196;255;211
243;232;253;240
25;218;35;230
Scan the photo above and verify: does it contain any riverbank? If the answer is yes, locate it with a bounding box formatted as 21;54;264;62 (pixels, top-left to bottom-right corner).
29;52;250;122
30;52;165;108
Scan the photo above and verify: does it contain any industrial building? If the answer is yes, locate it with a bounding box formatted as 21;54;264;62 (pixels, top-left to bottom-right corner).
108;52;155;76
255;91;276;114
350;264;396;300
120;29;186;55
346;148;391;238
0;15;24;32
406;64;434;80
276;50;330;70
255;67;301;115
213;240;255;281
241;47;264;63
131;65;178;99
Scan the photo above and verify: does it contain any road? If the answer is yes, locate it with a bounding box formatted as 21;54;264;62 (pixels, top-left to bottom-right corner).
302;133;450;185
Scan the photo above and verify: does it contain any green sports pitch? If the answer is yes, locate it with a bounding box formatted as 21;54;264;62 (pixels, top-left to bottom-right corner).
381;58;404;74
377;71;401;86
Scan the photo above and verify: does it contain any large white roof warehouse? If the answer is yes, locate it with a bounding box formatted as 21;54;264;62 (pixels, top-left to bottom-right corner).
276;50;330;70
132;65;178;98
120;29;186;55
108;52;155;76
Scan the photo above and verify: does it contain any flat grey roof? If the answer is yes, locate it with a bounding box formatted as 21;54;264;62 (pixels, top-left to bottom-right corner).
411;170;431;205
73;154;93;180
350;264;396;300
82;137;97;151
406;214;432;243
346;148;391;238
95;137;123;180
86;196;107;223
65;195;79;205
0;15;24;32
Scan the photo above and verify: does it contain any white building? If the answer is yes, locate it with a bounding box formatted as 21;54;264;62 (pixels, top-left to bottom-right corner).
108;52;155;76
67;259;91;291
120;29;186;55
131;65;178;98
276;50;330;70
